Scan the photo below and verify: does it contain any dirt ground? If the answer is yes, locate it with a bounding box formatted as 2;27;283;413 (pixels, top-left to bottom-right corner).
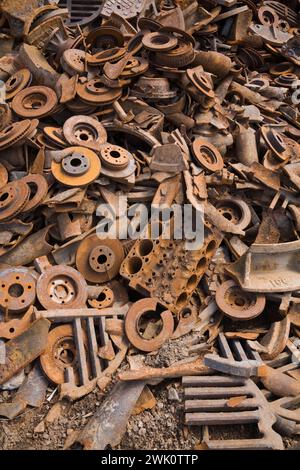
0;333;299;450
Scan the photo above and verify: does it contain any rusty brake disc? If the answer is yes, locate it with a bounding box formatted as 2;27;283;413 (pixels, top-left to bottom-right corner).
77;79;122;105
40;324;88;385
215;198;252;231
261;126;291;161
22;174;49;213
215;280;266;321
43;126;68;148
0;120;31;150
63;115;107;151
125;298;174;352
142;31;178;52
51;146;101;187
12;86;58;119
192;138;224;172
60;49;91;76
0;163;8;189
86;26;124;51
99;143;131;171
76;235;125;283
36;265;88;310
0;268;36;314
0;180;30;222
5;69;32;100
88;286;115;309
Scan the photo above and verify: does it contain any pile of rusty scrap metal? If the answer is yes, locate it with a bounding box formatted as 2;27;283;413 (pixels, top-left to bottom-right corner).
1;0;300;451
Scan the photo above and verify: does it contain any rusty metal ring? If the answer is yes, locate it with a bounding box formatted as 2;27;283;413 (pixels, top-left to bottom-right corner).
43;127;68;148
40;324;88;385
258;6;279;27
215;198;252;231
76;235;125;283
261;126;289;161
151;41;195;68
51;147;101;187
88;47;127;66
192;138;224;173
86;26;124;51
270;62;294;76
277;19;290;32
0;268;36;314
12;86;58;119
0;180;30;222
99;143;131;170
120;57;149;78
215;280;266;321
274;73;297;87
5;69;32;100
63;115;107;151
186;68;214;98
125;298;174;352
60;49;90;76
22;174;48;213
142;32;178;52
88;286;115;309
77;80;122;105
37;265;88;310
0;120;32;150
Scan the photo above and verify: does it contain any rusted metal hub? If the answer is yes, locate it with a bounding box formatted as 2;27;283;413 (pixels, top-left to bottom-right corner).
36;265;88;310
12;86;58;118
61;49;90;76
125;298;174;352
142;32;178;51
192;138;224;172
215;198;252;231
40;324;88;385
215;280;266;321
77;80;122;105
99;144;131;170
187;68;214;98
86;26;124;51
76;235;125;283
0;180;30;222
51;147;101;187
88;286;115;309
22;174;48;213
274;73;298;87
63;115;107;151
132;76;177;101
0;120;31;150
5;69;32;100
0;268;36;314
261;126;289;161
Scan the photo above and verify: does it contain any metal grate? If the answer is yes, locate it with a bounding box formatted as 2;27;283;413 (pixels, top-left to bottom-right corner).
58;0;103;26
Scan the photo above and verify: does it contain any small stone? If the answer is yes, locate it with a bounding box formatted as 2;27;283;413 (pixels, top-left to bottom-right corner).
34;421;45;433
45;401;62;424
168;387;180;402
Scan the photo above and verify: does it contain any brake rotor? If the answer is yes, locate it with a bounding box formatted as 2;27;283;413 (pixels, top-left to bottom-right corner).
5;69;32;100
63;115;107;151
22;174;49;213
12;86;58;118
192;138;224;172
0;120;31;150
0;163;8;189
77;79;122;105
119;57;149;78
215;198;252;231
186;68;214;98
86;26;124;51
43;126;68;148
125;298;174;352
88;286;115;309
0;180;30;222
51;146;101;187
88;47;127;65
142;31;178;51
0;268;36;314
36;265;88;310
76;235;125;283
215;280;266;321
261;126;291;161
60;49;91;76
99;143;131;170
40;324;88;385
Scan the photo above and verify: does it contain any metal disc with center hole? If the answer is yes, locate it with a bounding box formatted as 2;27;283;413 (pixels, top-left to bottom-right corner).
63;115;107;151
142;32;178;51
40;324;88;385
0;268;36;314
99;143;130;170
12;86;58;118
0;180;30;221
76;235;125;283
5;69;32;100
36;265;88;310
51;146;101;187
215;279;266;321
22;174;48;213
192;137;224;172
0;120;31;150
77;80;122;105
